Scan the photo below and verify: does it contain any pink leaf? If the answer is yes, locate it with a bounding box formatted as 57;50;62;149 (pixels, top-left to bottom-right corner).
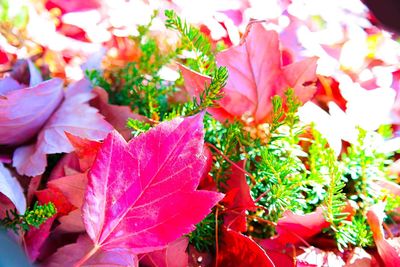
0;78;64;145
217;227;274;267
296;246;345;267
140;237;189;267
179;63;235;123
90;87;149;140
0;77;24;95
48;173;87;208
27;175;42;205
0;163;26;214
45;0;101;14
367;202;400;267
179;64;210;100
75;114;223;265
44;235;138;267
13;79;112;176
181;23;318;124
65;133;102;171
57;209;85;233
24;217;56;262
261;207;330;250
49;153;80;180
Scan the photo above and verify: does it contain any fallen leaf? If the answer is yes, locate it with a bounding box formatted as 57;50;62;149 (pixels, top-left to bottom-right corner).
296;246;345;267
57;209;85;233
44;235;137;267
65;133;102;171
27;175;42;205
0;163;26;214
36;187;75;216
140;237;189;267
24;217;56;262
48;173;87;208
221;160;255;232
261;207;330;250
9;59;43;87
90;87;148;140
367;202;400;267
0;78;64;146
49;153;80;181
345;247;372;267
13;79;112;176
217;227;274;267
0;77;24;95
181;22;318;124
47;172;87;233
49;113;223;265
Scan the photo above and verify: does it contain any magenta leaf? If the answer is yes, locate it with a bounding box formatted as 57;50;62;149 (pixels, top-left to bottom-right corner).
90;87;149;140
0;163;26;214
25;217;56;262
44;235;138;267
0;78;64;146
55;113;224;265
181;22;318;124
140;237;189;267
13;79;112;176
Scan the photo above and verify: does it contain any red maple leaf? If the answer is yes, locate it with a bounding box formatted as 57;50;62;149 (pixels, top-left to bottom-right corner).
46;114;223;265
181;22;318;124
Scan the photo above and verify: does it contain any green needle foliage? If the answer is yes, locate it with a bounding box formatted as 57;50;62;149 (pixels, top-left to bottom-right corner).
189;213;220;252
192;66;227;111
0;202;57;233
165;9;216;75
248;89;309;236
342;128;394;205
126;118;152;137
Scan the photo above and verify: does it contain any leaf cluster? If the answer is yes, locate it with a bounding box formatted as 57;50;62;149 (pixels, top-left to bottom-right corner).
87;9;400;257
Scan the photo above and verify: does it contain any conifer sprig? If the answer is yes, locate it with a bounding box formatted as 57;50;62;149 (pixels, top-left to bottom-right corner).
165;9;216;74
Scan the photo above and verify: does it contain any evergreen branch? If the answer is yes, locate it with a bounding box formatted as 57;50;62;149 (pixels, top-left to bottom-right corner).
322;146;347;230
165;9;216;74
186;66;228;115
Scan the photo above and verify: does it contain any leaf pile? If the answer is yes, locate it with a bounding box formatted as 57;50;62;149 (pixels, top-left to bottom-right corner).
1;1;400;266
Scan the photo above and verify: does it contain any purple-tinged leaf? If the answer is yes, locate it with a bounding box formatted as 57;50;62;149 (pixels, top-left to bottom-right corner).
0;163;26;214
